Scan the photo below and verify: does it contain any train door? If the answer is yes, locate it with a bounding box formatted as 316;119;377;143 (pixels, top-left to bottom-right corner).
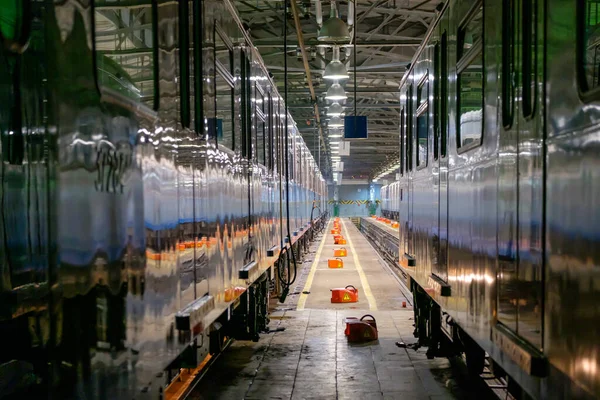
433;27;449;282
399;81;415;259
399;88;409;256
496;0;545;351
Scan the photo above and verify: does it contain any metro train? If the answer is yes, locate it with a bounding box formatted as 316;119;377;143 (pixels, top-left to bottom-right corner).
381;1;600;399
0;0;327;398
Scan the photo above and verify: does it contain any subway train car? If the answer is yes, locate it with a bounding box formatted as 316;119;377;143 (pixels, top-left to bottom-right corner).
0;0;326;398
396;1;600;399
380;181;400;221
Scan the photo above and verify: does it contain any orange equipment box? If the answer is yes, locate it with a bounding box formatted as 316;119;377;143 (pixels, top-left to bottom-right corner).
333;248;347;257
328;258;344;269
331;229;340;235
334;237;347;245
344;314;378;342
391;222;399;229
331;285;358;303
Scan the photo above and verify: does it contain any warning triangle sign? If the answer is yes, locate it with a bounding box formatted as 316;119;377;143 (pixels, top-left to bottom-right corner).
363;329;371;339
342;292;351;302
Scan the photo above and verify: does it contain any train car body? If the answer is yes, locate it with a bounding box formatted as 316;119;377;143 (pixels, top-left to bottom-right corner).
0;0;326;398
396;1;600;399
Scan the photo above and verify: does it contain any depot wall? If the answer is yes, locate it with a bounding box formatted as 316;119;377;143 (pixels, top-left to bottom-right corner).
328;183;381;217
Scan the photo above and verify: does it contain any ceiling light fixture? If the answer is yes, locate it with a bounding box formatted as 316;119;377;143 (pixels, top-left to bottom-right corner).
326;82;347;101
324;46;349;80
329;116;344;128
317;0;350;43
327;102;344;117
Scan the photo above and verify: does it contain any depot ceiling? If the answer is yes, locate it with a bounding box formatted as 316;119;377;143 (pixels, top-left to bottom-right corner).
234;0;439;180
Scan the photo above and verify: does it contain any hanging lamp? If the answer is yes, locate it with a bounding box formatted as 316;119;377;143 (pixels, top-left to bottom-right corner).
317;0;350;43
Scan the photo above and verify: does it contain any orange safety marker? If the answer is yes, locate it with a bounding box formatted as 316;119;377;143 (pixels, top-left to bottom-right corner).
344;315;378;343
334;237;347;245
328;258;344;269
391;222;399;229
331;285;359;303
333;234;343;241
331;229;340;234
333;248;347;257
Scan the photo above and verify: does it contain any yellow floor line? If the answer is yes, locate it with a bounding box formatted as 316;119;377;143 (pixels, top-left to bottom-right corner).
341;218;378;311
297;220;330;311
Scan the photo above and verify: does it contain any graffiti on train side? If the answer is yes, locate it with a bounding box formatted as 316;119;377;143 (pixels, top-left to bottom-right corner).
94;142;133;193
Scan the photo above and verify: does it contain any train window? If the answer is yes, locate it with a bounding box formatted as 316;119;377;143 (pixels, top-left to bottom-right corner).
434;43;440;161
94;0;159;109
179;0;192;128
579;1;600;97
193;0;202;134
0;0;29;49
457;2;483;151
438;31;448;158
268;93;274;171
416;75;429;168
400;107;405;176
458;2;483;59
256;86;266;166
406;84;413;172
215;25;234;150
435;31;448;159
241;51;251;158
502;0;515;128
522;0;537;118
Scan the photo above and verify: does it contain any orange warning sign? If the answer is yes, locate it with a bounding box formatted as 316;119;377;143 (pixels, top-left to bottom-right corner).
342;292;351;302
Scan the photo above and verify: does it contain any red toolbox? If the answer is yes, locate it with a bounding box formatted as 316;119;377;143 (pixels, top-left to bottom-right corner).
331;285;358;303
344;314;378;342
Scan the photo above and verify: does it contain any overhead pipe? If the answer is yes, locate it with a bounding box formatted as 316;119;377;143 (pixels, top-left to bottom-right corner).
348;0;354;27
315;0;323;28
289;0;329;167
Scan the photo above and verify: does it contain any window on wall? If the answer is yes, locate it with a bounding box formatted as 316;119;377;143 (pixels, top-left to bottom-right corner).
457;2;483;150
580;0;600;95
215;24;234;150
94;0;158;109
502;0;515;128
416;75;429;168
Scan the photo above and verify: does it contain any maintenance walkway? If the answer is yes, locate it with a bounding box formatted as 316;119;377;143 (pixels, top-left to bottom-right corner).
190;218;466;400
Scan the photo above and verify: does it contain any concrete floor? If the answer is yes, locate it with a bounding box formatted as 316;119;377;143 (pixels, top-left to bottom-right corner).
190;219;466;400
